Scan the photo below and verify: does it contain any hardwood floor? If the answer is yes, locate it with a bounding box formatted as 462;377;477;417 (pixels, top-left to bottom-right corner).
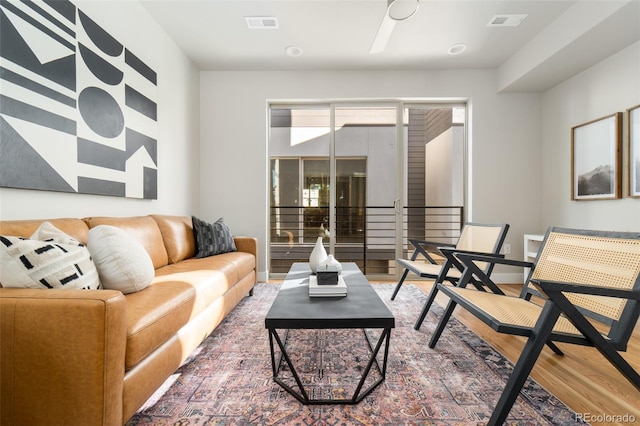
406;280;640;426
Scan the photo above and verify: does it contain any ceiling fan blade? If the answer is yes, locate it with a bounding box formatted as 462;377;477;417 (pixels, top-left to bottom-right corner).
369;0;419;54
369;13;396;54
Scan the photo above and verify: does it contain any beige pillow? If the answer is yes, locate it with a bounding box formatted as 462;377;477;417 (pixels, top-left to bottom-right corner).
87;225;154;294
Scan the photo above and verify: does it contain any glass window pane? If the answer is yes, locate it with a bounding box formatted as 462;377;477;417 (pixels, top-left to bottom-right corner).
336;159;366;244
270;159;300;246
270;107;330;273
303;159;330;242
270;108;330;155
405;106;465;246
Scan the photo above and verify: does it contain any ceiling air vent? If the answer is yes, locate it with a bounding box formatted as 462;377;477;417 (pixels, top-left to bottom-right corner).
244;16;279;29
487;14;528;27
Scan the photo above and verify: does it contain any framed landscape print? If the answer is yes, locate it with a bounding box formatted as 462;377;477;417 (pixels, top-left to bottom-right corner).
628;105;640;198
571;112;622;200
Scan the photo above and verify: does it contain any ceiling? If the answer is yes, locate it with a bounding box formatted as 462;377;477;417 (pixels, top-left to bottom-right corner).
140;0;640;92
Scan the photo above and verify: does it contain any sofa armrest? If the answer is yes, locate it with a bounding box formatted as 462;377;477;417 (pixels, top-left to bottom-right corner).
1;288;127;426
234;236;258;259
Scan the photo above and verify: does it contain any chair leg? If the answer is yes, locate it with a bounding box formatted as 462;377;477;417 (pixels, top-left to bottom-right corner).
546;341;564;355
414;281;441;330
549;291;640;390
390;268;410;300
427;298;457;345
487;302;562;426
593;339;640;390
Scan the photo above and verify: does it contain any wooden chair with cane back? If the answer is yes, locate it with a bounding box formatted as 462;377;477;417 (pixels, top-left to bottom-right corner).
428;227;640;426
391;222;509;330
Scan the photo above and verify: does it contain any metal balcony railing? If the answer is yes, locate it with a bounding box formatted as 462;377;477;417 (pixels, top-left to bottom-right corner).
269;205;463;276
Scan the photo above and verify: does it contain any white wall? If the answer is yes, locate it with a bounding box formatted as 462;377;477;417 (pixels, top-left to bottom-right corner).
425;126;464;207
0;0;200;220
541;41;640;231
200;70;542;280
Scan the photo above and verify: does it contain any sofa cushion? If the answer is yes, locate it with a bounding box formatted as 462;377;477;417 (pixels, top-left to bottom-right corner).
0;223;101;290
123;280;197;369
206;251;256;281
154;253;251;302
192;216;237;257
88;225;154;294
151;215;196;263
154;263;231;315
126;252;256;369
84;216;169;269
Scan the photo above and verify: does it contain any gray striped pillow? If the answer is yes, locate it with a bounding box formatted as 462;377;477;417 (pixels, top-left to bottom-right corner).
192;216;237;258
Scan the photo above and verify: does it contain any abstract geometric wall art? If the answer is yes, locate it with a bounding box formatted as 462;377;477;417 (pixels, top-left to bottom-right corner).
0;0;158;199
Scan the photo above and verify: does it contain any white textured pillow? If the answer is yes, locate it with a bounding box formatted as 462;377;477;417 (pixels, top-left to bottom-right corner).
0;222;101;290
87;225;154;294
30;221;81;245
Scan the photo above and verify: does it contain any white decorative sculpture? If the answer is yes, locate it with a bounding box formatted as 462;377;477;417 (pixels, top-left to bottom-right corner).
320;254;342;273
309;236;327;274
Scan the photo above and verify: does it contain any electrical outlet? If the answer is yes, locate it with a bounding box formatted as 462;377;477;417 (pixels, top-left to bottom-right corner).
503;244;511;255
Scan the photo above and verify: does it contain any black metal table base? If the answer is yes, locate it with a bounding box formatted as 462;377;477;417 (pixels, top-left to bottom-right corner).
268;327;392;405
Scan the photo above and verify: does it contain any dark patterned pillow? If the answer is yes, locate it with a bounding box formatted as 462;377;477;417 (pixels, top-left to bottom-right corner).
192;216;237;258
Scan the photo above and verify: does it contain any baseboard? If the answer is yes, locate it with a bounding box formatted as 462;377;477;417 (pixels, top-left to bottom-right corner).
258;271;269;282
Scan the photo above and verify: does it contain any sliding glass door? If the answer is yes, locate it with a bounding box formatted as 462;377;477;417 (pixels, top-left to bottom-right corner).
333;106;400;275
269;102;466;278
403;106;466;246
269;107;330;273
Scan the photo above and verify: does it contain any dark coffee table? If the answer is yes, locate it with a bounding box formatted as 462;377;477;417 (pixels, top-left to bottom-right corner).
265;262;395;404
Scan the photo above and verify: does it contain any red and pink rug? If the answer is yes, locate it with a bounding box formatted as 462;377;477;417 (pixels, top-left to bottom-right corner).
127;283;584;425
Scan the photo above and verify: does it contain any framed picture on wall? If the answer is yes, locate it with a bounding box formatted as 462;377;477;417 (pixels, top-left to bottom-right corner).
628;104;640;198
0;2;158;199
571;112;622;200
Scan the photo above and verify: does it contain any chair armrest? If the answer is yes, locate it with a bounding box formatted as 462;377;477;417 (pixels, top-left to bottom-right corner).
452;252;533;294
440;248;505;268
441;248;505;258
532;279;640;300
439;248;505;282
408;239;455;264
532;278;640;350
409;239;456;249
456;252;533;269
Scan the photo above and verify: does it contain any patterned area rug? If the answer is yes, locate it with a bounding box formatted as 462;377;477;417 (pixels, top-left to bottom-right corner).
127;283;584;425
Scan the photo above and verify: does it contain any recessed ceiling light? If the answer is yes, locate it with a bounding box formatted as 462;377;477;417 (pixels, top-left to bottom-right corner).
285;46;303;57
448;43;466;55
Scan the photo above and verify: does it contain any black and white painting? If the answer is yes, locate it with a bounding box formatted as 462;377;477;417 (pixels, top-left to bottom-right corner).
571;113;622;200
628;105;640;198
0;0;158;199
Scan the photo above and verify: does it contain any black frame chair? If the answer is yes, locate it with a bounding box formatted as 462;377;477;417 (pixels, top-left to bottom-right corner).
391;222;509;330
428;227;640;426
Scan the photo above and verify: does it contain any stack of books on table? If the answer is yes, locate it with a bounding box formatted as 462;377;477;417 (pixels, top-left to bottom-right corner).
308;275;347;297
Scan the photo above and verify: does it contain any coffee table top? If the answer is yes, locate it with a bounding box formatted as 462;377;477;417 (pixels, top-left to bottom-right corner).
265;262;395;329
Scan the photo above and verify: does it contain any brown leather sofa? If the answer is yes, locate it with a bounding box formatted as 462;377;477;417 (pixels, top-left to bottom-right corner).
0;215;257;425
